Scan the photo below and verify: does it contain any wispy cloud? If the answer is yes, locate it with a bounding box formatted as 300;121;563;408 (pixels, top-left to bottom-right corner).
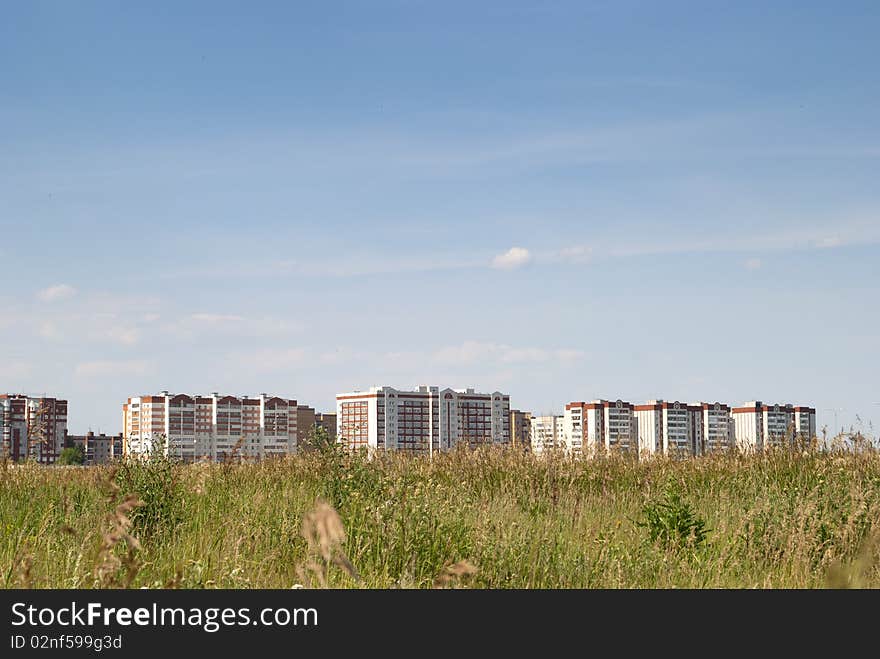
228;348;307;372
432;341;584;366
556;245;593;264
37;284;77;302
157;254;486;281
190;313;245;323
102;326;141;346
75;360;152;377
491;247;532;270
604;215;880;260
161;314;301;340
2;360;31;379
38;322;61;340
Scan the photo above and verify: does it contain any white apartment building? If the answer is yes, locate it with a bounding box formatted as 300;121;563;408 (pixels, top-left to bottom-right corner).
530;415;565;454
0;394;68;464
634;400;697;457
335;385;510;454
694;402;734;454
793;406;817;440
123;391;299;461
563;400;637;454
732;401;798;449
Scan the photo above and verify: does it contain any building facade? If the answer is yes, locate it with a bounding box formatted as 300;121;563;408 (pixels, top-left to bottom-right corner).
509;409;532;452
731;401;801;449
335;385;510;454
793;406;817;440
564;400;637;454
530;414;564;454
689;402;732;454
65;431;124;465
123;392;299;461
0;394;68;464
296;406;316;445
315;412;337;440
634;400;697;457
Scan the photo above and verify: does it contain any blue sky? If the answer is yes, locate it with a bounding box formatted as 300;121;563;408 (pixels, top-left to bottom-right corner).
2;1;878;438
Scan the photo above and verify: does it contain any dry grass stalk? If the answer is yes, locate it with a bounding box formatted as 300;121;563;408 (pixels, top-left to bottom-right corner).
825;531;880;588
433;560;478;589
16;554;34;588
297;499;360;587
94;493;145;588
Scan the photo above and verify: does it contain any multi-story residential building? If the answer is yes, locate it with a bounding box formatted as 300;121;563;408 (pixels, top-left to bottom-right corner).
793;406;817;440
315;412;337;440
564;400;637;454
65;431;124;465
123;391;299;461
335;385;510;454
530;414;564;454
297;405;316;444
634;400;696;457
509;409;532;452
732;401;797;449
693;402;733;454
0;394;67;464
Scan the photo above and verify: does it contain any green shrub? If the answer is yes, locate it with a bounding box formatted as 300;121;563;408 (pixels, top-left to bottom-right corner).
637;485;709;548
57;446;85;466
113;438;183;541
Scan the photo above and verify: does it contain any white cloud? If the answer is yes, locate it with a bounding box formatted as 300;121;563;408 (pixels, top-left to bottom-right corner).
104;326;140;346
230;348;307;372
558;245;593;263
37;284;77;302
191;313;245;323
744;257;762;271
433;341;585;366
491;247;532;270
555;349;586;361
75;360;152;377
812;236;843;249
2;361;32;379
161;314;299;340
38;322;61;340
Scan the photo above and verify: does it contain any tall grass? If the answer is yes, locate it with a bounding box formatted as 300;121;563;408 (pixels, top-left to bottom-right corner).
1;446;879;588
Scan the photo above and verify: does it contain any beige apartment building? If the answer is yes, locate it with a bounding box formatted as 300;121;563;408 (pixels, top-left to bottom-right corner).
530;414;564;453
123;391;300;461
731;401;816;449
634;400;697;457
336;385;510;454
563;400;637;455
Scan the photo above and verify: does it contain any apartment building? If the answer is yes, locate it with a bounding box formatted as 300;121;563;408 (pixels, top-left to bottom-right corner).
335;385;510;454
0;394;68;464
793;406;817;440
530;414;564;454
732;401;798;449
315;412;337;440
564;400;637;454
65;431;124;465
123;391;299;461
694;402;734;454
634;400;697;457
297;405;316;444
509;409;532;452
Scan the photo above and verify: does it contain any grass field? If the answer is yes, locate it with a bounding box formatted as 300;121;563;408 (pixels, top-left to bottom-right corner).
2;446;880;588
